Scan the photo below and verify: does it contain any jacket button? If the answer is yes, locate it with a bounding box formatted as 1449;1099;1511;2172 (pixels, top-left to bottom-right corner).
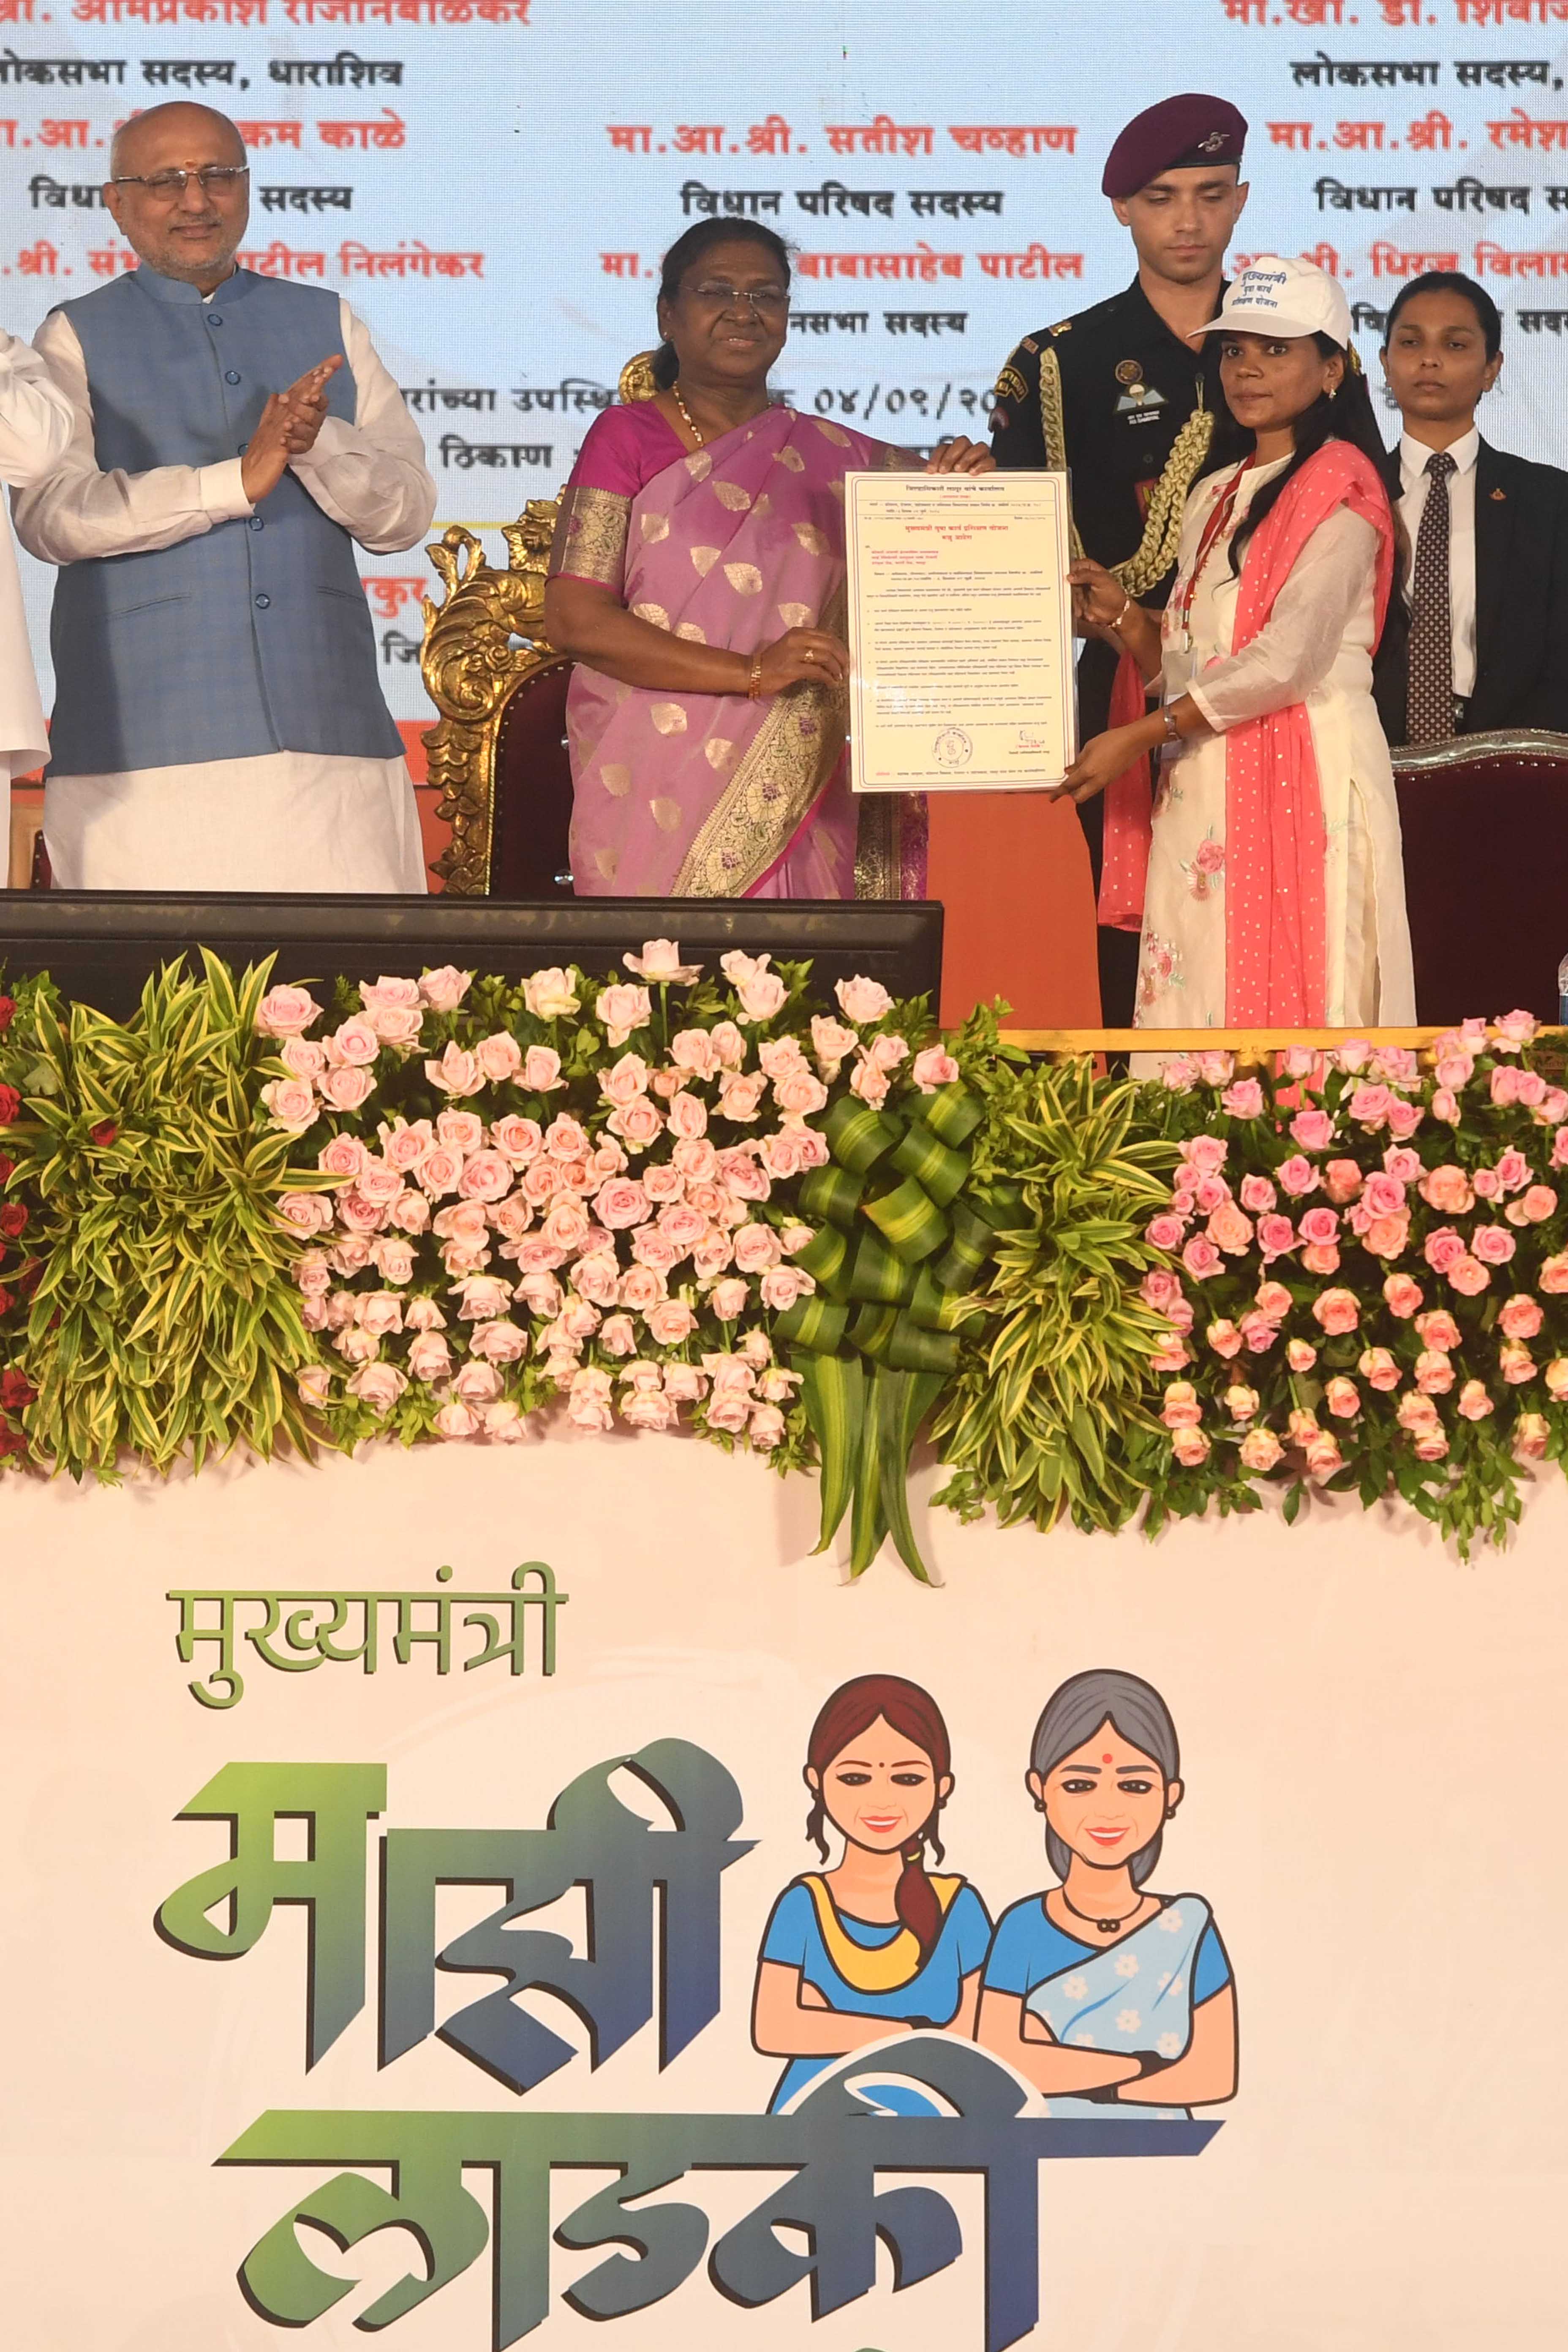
225;369;241;384
248;516;264;532
254;593;270;609
208;313;223;327
237;441;247;454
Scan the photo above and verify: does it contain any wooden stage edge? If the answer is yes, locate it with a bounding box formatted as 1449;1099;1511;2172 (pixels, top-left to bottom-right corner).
996;1026;1565;1055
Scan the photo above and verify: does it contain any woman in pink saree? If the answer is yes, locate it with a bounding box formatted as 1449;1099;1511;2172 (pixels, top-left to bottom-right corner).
543;220;994;899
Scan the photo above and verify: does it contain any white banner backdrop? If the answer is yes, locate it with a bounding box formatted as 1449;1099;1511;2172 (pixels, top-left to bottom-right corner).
3;1432;1566;2350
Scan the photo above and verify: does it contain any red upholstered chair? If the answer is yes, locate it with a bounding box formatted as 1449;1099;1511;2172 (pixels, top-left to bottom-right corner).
420;498;575;898
1392;730;1568;1024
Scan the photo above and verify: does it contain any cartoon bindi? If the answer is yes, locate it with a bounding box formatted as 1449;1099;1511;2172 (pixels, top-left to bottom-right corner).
1102;1753;1113;1763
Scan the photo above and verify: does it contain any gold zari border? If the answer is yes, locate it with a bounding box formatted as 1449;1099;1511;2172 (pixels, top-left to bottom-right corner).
548;485;632;594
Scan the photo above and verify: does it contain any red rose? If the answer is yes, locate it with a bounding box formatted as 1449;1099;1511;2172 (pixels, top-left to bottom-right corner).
0;1285;12;1320
0;1202;26;1240
0;1423;25;1459
0;1367;34;1411
0;1152;13;1186
0;994;14;1034
89;1120;118;1148
0;1083;19;1126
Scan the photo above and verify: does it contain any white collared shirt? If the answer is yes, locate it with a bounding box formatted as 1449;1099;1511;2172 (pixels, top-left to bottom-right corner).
1396;423;1479;698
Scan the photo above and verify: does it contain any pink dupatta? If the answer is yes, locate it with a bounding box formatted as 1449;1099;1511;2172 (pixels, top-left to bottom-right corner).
1100;440;1394;1022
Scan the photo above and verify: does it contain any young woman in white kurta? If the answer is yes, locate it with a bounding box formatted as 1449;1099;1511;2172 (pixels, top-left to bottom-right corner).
1138;455;1414;1029
1057;256;1415;1038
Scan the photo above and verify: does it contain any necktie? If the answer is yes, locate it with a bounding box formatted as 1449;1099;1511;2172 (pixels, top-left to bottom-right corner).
1405;448;1457;746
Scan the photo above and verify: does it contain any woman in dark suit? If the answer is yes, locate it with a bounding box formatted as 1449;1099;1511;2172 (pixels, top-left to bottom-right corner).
1374;271;1568;746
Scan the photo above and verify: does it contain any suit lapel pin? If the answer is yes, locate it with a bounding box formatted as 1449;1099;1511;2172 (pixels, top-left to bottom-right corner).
1490;487;1507;500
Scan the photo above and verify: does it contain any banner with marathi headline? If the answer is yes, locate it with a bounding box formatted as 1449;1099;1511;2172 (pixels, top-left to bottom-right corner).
3;1432;1566;2347
3;0;1568;718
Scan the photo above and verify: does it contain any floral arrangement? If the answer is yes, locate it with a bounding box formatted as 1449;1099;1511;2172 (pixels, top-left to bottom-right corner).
1139;1017;1568;1552
248;944;974;1492
6;941;1568;1567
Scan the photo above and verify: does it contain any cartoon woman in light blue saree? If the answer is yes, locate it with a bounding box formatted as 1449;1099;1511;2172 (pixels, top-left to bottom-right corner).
977;1669;1237;2120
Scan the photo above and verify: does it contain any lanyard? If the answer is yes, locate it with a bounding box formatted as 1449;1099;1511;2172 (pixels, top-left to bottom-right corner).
1174;461;1247;645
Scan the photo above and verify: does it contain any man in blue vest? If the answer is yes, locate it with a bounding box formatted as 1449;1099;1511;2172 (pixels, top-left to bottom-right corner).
14;102;437;891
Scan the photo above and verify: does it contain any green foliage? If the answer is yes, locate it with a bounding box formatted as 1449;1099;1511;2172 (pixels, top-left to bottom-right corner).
0;953;330;1478
930;1057;1179;1535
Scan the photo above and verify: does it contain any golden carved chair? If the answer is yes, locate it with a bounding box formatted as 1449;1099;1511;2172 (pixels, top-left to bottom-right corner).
419;354;659;898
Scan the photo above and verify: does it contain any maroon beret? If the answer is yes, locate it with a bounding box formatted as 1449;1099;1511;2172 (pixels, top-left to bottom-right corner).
1101;93;1248;199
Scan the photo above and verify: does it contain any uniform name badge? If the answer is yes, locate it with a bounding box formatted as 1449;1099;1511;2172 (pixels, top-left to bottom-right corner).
844;469;1077;795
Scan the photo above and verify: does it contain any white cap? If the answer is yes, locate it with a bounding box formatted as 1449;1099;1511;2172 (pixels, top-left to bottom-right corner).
1196;255;1352;348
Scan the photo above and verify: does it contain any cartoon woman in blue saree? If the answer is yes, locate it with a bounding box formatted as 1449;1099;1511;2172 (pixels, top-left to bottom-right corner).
977;1669;1238;2119
752;1674;992;2112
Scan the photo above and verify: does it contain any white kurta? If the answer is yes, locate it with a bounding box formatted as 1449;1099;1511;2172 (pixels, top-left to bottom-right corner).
1134;457;1415;1037
12;291;438;893
0;331;73;778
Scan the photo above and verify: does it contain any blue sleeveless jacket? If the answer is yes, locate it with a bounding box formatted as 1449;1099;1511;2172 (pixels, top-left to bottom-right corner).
46;265;404;774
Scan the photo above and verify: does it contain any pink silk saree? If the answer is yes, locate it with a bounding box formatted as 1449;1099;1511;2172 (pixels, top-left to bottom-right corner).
551;402;927;899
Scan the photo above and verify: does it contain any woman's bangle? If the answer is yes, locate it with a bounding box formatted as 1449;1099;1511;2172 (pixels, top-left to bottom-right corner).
746;649;764;700
1161;705;1181;746
1112;591;1134;635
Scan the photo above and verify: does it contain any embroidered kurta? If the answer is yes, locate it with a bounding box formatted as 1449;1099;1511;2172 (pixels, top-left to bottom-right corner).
1135;456;1415;1037
0;329;72;778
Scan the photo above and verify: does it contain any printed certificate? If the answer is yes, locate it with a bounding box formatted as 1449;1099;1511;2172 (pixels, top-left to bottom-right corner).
844;468;1076;793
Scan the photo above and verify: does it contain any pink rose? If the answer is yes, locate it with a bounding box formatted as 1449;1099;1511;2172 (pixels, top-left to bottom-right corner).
1312;1286;1361;1335
1170;1426;1211;1468
1238;1310;1280;1353
538;1114;585;1163
476;1400;524;1443
617;1263;667;1313
317;1063;374;1113
433;1113;482;1159
1301;1241;1341;1275
357;1290;404;1338
1323;1375;1361;1420
732;1221;783;1274
1206;1200;1253;1255
1415;1348;1454;1396
1364;1212;1411;1260
428;1399;477;1439
1239;1427;1285;1473
256;984;322;1039
1289;1108;1334;1152
662;1361;706;1403
645;1298;699;1344
1472;1223;1517;1266
366;1005;423;1050
593;1178;651;1232
360;974;420;1013
736;969;789;1021
1220;1076;1265;1119
668;1027;721;1082
1494;1008;1540;1049
1415;1308;1461;1351
1205;1318;1243;1359
1424;1226;1467;1274
748;1402;787;1450
417;965;472;1013
455;1273;513;1321
718;1070;768;1122
849;1056;891;1108
911;1045;961;1092
1141;1267;1183;1312
451;1359;503;1406
595;1312;636;1358
1260;1214;1298;1270
1491;1064;1522;1108
705;1389;753;1435
835;974;892;1024
416;1145;463;1200
1255;1279;1292;1318
404;1296;447;1331
425;1042;481;1099
1448;1255;1491;1295
596;983;653;1048
1356;1346;1400;1391
370;1236;416;1285
450;1149;508;1203
1298;1205;1340;1247
1518;1185;1558;1224
1224;1382;1260;1421
1386;1101;1423;1143
1322;1158;1364;1205
1431;1088;1461;1125
1472;1166;1501;1201
1546;1357;1568;1402
1150;1335;1190;1373
1457;1380;1494;1421
623;938;702;985
1276;1154;1319;1198
407;1331;453;1383
1500;1340;1538;1385
760;1265;812;1311
565;1366;613;1431
278;1190;335;1236
486;1114;539;1168
319;1135;368;1186
1181;1136;1225;1179
1498;1292;1544;1340
1383;1272;1424;1318
1286;1337;1318;1372
469;1030;520;1086
470;1318;528;1363
343;1361;403;1413
381;1119;432;1171
1193;1175;1230;1215
1347;1082;1392;1129
1411;1429;1451;1463
261;1077;317;1130
608;1097;665;1150
1146;1212;1187;1251
570;1252;621;1309
710;1276;749;1319
327;1239;373;1280
1160;1379;1203;1429
1513;1410;1551;1461
773;1067;829;1116
1361;1172;1407;1220
334;1323;382;1366
388;1187;432;1234
326;1016;379;1069
503;1046;553;1099
1181;1235;1222;1281
281;1036;327;1081
635;1227;685;1275
1239;1174;1277;1214
1300;1431;1345;1482
598;1052;650;1110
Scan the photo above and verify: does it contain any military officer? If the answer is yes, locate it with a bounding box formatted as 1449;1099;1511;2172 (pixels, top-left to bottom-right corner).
991;93;1249;1024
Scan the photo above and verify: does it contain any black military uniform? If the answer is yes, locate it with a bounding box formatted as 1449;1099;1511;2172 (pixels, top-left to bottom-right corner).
989;94;1246;1025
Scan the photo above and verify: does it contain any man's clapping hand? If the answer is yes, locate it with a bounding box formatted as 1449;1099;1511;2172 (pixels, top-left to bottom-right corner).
239;353;344;504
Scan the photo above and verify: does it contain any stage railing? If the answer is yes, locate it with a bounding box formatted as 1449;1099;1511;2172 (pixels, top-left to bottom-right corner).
996;1026;1562;1059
